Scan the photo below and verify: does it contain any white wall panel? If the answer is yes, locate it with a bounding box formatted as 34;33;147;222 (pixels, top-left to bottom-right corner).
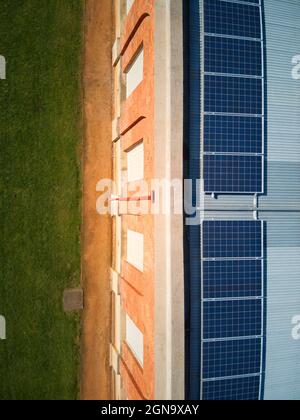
127;142;144;182
125;315;144;366
126;0;135;15
127;229;144;272
126;49;144;98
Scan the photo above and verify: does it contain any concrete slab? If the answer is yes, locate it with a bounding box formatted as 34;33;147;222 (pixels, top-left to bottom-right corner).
63;289;84;312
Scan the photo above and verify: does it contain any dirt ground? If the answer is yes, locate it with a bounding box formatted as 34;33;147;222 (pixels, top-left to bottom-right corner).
80;0;113;400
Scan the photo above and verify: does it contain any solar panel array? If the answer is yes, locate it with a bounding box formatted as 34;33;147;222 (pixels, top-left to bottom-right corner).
202;0;264;194
201;221;264;400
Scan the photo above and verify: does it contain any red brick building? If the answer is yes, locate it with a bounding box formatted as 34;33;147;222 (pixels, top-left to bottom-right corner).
110;0;184;400
82;0;185;401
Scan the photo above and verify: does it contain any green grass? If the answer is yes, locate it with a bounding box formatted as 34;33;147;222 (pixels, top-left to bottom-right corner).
0;0;83;399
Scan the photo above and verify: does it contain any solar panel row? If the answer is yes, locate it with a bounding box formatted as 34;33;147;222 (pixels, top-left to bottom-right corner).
201;221;264;400
202;0;264;194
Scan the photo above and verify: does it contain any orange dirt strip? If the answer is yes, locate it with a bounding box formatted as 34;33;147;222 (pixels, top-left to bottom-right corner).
80;0;113;400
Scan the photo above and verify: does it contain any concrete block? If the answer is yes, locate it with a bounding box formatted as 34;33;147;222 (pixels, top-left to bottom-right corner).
63;288;84;312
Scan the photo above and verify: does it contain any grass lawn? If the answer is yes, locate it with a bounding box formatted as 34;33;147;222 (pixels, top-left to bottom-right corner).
0;0;83;399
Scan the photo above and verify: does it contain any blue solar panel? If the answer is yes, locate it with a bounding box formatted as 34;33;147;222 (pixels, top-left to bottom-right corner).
203;259;263;299
204;75;262;115
239;0;260;4
203;0;264;196
203;338;262;379
204;155;263;194
204;0;262;39
203;376;261;401
204;36;262;76
203;299;262;339
203;221;263;259
201;220;264;399
204;115;263;154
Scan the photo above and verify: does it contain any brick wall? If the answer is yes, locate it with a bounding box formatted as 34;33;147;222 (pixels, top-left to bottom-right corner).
111;0;155;400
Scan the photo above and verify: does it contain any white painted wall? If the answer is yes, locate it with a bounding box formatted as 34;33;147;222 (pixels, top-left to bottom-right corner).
126;48;144;98
127;142;144;182
126;0;135;15
127;229;144;272
126;315;144;366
